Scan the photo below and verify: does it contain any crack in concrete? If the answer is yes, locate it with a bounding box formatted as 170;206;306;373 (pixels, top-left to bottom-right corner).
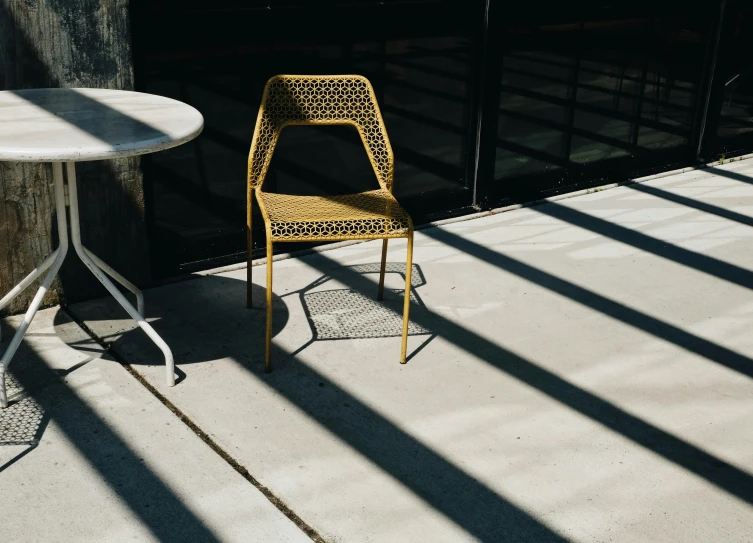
62;306;327;543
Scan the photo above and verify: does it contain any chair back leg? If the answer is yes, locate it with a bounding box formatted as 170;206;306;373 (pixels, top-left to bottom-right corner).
400;234;414;364
378;239;388;300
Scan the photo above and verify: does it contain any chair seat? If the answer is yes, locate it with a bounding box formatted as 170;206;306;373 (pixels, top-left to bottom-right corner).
257;189;412;241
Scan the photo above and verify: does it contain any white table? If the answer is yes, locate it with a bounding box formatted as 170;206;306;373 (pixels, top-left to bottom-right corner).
0;88;204;408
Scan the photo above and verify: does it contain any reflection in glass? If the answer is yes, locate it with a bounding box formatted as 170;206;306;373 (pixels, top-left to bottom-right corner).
713;4;753;152
494;13;706;197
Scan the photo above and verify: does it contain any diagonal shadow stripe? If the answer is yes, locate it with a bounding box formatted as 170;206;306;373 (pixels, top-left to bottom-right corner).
298;246;753;508
534;200;753;290
7;337;221;542
266;343;569;542
423;227;753;380
705;165;753;186
11;88;169;147
624;181;753;227
77;283;569;541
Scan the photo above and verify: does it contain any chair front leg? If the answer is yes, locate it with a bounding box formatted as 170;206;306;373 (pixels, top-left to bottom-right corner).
265;239;273;373
247;193;254;308
400;233;414;364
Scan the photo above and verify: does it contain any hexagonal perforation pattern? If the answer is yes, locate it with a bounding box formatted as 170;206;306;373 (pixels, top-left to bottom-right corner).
0;374;44;446
304;288;429;340
258;189;411;241
249;75;393;190
249;75;412;243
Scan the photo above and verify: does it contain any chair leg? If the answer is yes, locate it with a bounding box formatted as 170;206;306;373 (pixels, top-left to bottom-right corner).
400;234;414;364
378;238;388;301
247;195;253;308
265;239;273;373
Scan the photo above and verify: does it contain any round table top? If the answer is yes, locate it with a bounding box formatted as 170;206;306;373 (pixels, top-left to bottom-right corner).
0;88;204;162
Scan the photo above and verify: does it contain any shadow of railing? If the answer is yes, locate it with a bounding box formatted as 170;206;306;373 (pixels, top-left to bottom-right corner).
422;225;753;381
68;221;753;540
294;248;753;507
530;199;753;290
624;179;753;227
83;278;570;542
265;342;563;542
89;237;753;537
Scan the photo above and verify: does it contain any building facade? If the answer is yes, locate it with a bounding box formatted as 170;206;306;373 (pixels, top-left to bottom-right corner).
0;0;751;307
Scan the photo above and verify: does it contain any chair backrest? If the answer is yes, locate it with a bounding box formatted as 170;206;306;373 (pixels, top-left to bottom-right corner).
248;75;394;191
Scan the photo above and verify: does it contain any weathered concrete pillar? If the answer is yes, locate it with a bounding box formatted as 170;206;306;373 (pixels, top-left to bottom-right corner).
0;0;150;313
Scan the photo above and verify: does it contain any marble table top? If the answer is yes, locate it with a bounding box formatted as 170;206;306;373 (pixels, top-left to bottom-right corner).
0;88;204;162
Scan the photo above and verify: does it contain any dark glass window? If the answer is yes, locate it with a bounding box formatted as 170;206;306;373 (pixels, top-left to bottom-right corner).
488;7;711;203
132;0;480;275
707;1;753;157
132;0;726;278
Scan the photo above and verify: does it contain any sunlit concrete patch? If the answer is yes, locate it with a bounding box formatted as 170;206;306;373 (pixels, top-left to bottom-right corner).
487;226;599;245
691;206;753;221
568;241;646;259
644;219;739;240
591;207;693;224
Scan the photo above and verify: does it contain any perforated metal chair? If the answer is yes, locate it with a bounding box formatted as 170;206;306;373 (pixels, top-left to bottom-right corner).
247;75;415;373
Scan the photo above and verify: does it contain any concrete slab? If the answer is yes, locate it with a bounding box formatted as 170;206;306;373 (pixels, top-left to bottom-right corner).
70;160;753;542
0;308;311;543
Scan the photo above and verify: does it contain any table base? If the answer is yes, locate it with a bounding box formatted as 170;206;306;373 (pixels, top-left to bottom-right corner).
0;162;174;408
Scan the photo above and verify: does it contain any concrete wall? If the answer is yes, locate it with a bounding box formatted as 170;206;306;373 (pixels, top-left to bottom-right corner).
0;0;150;314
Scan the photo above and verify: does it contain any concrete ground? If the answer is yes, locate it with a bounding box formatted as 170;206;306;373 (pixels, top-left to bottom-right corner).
0;308;310;542
4;160;753;542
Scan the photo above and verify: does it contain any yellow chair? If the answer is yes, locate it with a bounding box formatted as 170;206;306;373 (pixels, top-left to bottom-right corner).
247;75;415;373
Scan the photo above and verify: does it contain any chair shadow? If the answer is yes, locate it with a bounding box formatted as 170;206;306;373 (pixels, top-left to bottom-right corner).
73;262;435;371
284;262;435;361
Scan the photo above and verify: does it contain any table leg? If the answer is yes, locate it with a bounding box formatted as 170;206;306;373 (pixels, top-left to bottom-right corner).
81;247;145;316
0;161;176;408
65;162;175;388
0;163;69;408
0;251;60;342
